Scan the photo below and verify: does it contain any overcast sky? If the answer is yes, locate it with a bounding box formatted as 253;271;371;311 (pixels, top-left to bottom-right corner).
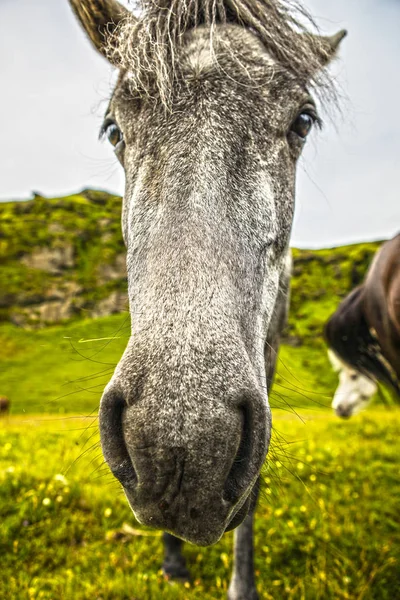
0;0;399;247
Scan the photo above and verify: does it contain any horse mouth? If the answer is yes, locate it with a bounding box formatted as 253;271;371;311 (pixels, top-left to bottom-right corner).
121;483;251;546
100;384;264;545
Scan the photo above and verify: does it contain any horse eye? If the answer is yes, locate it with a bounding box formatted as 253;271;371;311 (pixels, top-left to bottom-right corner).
106;123;123;147
350;373;359;381
291;112;315;139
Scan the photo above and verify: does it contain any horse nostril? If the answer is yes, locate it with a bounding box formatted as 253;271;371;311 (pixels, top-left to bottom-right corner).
99;388;137;489
335;405;351;419
223;404;252;504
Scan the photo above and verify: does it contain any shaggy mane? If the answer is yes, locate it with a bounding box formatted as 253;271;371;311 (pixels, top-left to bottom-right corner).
107;0;337;105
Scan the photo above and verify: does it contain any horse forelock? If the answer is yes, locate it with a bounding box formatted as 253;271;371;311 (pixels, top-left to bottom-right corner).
106;0;337;106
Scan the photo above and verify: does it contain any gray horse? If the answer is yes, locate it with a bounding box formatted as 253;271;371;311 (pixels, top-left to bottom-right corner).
68;1;345;597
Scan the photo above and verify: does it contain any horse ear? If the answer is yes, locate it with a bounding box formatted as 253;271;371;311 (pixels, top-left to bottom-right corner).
321;29;347;62
306;29;347;69
327;349;343;373
68;0;132;61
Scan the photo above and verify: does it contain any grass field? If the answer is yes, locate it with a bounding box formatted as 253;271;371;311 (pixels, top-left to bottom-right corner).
1;411;399;600
1;314;399;599
0;313;342;416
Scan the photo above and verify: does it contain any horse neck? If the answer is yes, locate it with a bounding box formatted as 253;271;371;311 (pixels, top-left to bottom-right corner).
363;269;400;384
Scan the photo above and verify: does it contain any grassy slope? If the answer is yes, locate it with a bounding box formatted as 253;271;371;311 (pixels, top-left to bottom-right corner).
1;411;399;600
288;244;380;345
0;314;130;415
0;311;349;415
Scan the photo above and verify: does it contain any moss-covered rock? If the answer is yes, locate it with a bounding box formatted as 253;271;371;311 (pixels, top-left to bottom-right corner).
0;190;126;326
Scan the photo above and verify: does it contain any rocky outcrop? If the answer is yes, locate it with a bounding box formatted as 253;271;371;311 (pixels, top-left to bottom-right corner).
36;299;74;323
91;291;129;318
21;245;75;274
10;290;129;327
98;254;127;282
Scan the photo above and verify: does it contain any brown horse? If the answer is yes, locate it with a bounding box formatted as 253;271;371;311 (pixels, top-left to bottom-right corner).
68;0;345;597
325;234;400;418
0;396;10;415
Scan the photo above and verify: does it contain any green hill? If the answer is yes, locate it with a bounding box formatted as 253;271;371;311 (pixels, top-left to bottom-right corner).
0;190;381;340
0;191;126;327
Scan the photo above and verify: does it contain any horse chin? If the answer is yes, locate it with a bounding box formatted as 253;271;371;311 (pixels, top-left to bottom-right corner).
225;495;252;532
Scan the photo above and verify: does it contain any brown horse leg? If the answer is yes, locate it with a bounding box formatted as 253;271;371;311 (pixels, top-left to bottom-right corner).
162;532;190;580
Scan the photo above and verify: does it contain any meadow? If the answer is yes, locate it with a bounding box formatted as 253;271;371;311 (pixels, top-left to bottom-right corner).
0;312;339;416
1;313;399;600
1;194;398;598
